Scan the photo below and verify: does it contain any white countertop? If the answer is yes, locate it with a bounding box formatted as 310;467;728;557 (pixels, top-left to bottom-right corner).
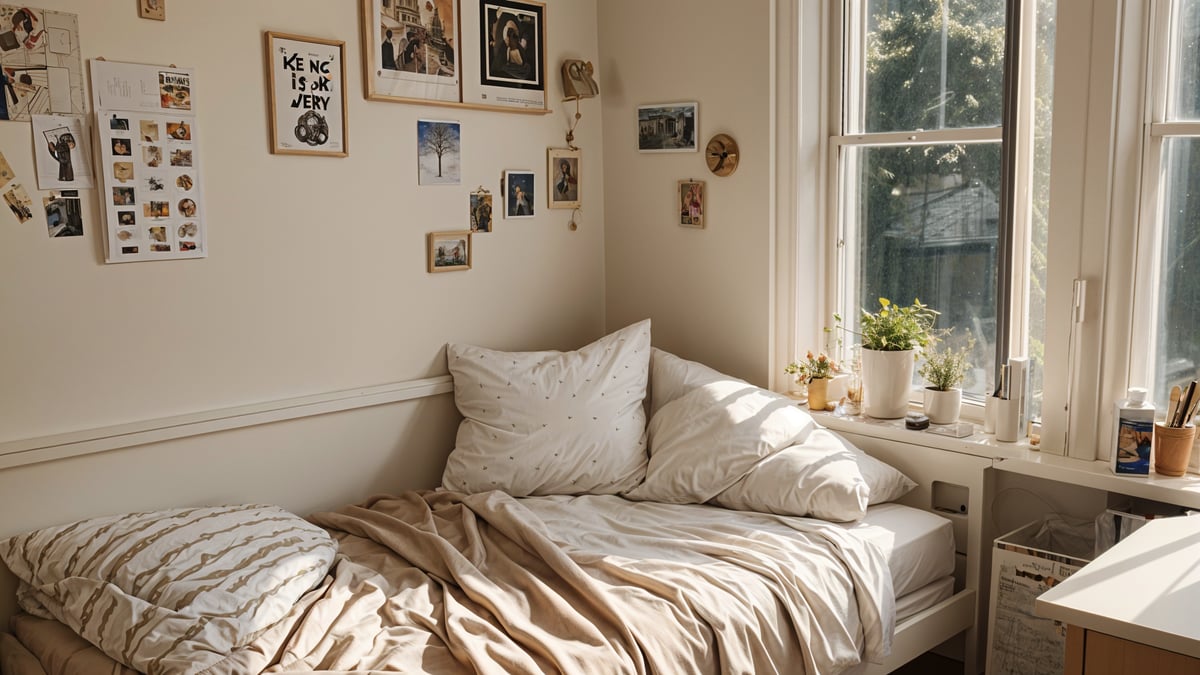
1035;515;1200;658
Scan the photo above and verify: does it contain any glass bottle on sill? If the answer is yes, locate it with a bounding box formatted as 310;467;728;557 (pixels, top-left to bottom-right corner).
843;346;863;416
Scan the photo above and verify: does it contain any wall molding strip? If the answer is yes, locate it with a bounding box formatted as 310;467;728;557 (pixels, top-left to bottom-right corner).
0;375;455;471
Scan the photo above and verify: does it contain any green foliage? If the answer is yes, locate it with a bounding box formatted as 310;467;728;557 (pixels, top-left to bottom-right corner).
785;351;838;385
858;297;939;352
919;333;975;391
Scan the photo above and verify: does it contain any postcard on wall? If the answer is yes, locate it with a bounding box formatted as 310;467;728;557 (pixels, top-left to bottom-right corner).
44;189;82;237
504;169;534;219
3;182;32;223
266;32;348;157
469;187;492;232
638;102;698;153
91;60;205;263
546;147;579;209
417;119;460;184
364;0;460;104
31;114;94;190
0;5;85;121
0;150;15;188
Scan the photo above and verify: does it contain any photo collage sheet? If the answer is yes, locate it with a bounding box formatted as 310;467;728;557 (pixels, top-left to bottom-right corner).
91;60;204;262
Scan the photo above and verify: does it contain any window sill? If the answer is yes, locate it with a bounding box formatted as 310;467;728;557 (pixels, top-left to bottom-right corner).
813;409;1200;510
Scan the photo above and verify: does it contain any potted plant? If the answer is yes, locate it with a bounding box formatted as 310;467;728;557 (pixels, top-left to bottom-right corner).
785;351;838;411
918;334;974;424
852;297;938;419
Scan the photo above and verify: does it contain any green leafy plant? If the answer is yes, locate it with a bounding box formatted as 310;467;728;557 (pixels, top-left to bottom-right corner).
785;351;838;385
919;334;975;391
856;297;939;352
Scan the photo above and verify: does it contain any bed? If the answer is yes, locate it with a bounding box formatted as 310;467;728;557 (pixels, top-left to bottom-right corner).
0;320;980;674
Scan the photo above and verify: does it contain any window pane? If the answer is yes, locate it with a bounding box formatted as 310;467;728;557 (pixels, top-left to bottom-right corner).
1153;137;1200;406
844;142;1001;395
864;0;1006;133
1168;0;1200;121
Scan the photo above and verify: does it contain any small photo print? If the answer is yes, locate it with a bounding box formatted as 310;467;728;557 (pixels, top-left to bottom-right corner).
678;179;705;228
140;120;159;142
178;221;197;238
117;229;134;241
166;121;190;141
44;191;83;238
547;147;580;209
170;149;193;167
637;102;698;152
504;170;535;218
144;146;162;167
178;198;196;217
151;243;172;252
111;138;132;156
144;201;169;218
3;183;33;222
159;70;191;109
0;151;14;188
149;226;167;242
117;211;136;226
470;189;493;233
121;245;139;254
113;161;134;183
109;116;129;131
417;119;461;185
428;230;472;272
179;241;196;251
176;174;193;190
147;176;165;191
113;186;135;206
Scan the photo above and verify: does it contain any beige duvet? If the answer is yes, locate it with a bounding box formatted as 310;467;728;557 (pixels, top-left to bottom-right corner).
6;491;894;675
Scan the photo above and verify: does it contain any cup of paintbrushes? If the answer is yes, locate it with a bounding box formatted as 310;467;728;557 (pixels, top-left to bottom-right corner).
1153;422;1196;477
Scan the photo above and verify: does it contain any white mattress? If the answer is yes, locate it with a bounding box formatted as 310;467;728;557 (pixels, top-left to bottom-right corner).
895;575;955;622
837;502;958;598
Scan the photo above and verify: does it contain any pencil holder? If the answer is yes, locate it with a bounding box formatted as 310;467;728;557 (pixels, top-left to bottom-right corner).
1153;423;1196;477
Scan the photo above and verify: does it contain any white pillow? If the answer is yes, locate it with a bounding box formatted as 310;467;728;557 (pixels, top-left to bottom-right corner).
442;319;651;496
625;378;818;503
648;348;729;418
0;504;336;675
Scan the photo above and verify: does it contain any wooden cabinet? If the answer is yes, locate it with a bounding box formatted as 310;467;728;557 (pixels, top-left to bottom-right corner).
1065;625;1200;675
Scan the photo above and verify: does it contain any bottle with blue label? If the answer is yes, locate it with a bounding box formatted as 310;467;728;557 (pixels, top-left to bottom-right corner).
1111;387;1155;475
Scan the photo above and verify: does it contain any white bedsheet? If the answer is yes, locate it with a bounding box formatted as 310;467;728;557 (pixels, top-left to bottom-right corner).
837;503;957;598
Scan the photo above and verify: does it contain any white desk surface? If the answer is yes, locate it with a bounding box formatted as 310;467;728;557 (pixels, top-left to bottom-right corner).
1035;515;1200;659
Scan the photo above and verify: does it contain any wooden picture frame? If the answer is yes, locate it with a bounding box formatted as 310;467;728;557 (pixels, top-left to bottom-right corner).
546;147;579;209
265;32;349;157
638;102;699;153
138;0;165;21
678;179;705;228
361;0;549;115
428;230;473;272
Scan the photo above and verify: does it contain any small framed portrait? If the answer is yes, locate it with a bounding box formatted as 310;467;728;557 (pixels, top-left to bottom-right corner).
138;0;165;21
470;187;493;233
546;147;579;209
504;170;535;219
428;230;472;272
637;102;698;153
678;179;705;228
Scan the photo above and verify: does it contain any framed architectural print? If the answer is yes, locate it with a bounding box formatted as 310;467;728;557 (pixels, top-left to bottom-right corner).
428;230;472;272
361;0;549;114
546;147;579;209
638;102;698;153
265;32;348;157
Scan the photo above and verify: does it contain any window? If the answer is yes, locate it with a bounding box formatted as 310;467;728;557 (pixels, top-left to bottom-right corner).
1133;0;1200;409
832;0;1056;414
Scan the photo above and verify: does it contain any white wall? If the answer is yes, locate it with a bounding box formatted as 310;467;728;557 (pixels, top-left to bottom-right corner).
0;0;606;445
597;0;774;386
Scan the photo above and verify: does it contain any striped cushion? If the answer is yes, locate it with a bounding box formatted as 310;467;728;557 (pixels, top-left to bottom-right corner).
0;504;336;675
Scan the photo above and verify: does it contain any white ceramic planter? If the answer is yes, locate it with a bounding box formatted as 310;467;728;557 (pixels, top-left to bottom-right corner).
860;348;915;419
923;387;962;424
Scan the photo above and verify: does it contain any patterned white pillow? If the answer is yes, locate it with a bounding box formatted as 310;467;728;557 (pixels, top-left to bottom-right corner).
442;319;651;496
0;504;336;675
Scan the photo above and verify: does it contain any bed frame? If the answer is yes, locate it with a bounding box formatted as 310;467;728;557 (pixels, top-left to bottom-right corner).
0;382;987;674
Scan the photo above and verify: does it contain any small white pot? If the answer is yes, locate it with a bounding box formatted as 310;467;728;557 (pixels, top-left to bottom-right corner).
860;348;915;419
923;387;962;425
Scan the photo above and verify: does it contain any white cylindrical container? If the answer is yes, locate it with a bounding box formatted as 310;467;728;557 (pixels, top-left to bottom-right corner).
995;396;1020;442
1111;387;1155;475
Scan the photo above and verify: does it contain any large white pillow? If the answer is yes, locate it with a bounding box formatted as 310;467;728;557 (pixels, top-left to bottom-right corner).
647;348;729;418
625;378;818;503
442;320;651;496
0;504;336;675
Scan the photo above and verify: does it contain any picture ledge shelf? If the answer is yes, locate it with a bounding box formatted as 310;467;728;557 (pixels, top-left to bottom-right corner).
0;375;455;471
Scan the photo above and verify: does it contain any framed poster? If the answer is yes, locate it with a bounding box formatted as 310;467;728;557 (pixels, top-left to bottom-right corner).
638;102;699;153
266;32;348;157
360;0;548;114
546;147;578;209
